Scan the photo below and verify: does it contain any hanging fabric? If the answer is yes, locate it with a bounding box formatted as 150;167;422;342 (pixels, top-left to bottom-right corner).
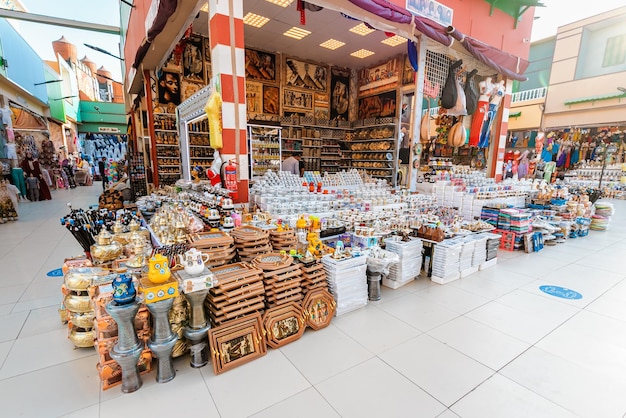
440;59;463;109
464;69;478;115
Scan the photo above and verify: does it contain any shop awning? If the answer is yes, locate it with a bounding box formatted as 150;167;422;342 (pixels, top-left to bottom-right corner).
329;0;529;81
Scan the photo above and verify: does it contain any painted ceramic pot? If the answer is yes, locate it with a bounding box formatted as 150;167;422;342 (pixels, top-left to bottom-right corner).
112;273;136;305
147;254;171;284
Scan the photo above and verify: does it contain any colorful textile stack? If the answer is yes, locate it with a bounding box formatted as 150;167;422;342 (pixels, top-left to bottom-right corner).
480;206;501;227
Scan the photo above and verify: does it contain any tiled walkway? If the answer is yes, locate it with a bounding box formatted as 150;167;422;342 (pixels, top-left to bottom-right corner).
1;184;626;417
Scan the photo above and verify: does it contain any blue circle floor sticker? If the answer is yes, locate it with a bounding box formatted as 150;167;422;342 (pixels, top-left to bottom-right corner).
539;285;583;300
47;268;64;277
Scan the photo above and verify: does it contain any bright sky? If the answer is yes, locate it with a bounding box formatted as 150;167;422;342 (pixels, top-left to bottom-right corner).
531;0;626;41
4;0;626;83
11;0;123;81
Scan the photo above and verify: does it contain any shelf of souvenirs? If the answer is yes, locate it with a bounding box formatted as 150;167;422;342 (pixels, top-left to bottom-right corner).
158;170;181;175
252;155;281;161
250;140;280;149
189;135;211;147
282;148;302;153
153;113;176;131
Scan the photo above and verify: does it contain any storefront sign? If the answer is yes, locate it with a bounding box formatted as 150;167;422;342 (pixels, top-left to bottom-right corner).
539;285;582;300
98;127;120;133
406;0;454;27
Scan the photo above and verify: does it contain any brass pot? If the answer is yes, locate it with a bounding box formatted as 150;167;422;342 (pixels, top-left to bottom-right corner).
70;311;95;329
69;327;95;348
64;271;92;291
64;294;93;313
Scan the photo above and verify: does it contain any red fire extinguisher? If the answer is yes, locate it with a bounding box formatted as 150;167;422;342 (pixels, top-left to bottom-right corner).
222;159;239;200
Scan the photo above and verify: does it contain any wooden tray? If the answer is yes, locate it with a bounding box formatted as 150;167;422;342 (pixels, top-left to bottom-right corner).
208;312;266;375
262;302;305;349
301;288;336;331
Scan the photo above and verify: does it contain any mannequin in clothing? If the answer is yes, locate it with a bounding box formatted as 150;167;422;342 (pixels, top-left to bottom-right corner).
469;77;494;147
478;80;505;148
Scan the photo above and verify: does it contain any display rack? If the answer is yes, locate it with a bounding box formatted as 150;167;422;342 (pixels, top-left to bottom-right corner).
187;118;214;176
153;113;181;186
345;119;398;185
128;152;147;199
248;124;282;179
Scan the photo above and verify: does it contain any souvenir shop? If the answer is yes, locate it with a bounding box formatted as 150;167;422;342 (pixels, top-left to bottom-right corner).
130;0;531;198
60;0;619;393
504;126;626;197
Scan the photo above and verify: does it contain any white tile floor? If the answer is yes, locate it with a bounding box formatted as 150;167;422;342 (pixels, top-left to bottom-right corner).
2;184;626;417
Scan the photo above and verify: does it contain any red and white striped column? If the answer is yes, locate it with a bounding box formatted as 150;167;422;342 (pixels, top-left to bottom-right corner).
489;79;513;181
208;0;249;203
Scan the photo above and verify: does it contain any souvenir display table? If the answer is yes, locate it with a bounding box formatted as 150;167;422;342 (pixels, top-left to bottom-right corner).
56;168;617;392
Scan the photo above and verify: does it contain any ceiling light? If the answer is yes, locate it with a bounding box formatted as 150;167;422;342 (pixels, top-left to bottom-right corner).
349;23;375;36
320;39;345;50
381;35;406;47
350;49;375;59
244;12;270;28
283;27;311;40
265;0;294;7
200;3;208;12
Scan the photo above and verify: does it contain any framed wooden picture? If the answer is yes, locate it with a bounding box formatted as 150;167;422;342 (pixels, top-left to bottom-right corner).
263;85;280;115
262;302;305;349
357;90;397;120
208;312;267;375
283;89;313;111
284;57;328;92
203;35;211;62
245;48;277;83
246;81;263;114
183;34;204;83
357;57;400;95
182;79;203;102
402;54;415;86
302;288;335;331
330;67;350;121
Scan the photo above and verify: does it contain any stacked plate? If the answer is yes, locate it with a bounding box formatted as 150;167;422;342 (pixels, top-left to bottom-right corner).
483;232;501;261
384;237;423;288
188;231;236;268
431;239;462;284
471;234;488;267
252;253;304;308
231;226;272;262
299;259;328;293
205;262;266;327
269;229;298;252
459;238;475;272
322;255;367;316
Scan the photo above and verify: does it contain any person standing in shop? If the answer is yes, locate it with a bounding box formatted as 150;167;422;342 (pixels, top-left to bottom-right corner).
98;157;109;190
282;153;301;176
20;151;51;200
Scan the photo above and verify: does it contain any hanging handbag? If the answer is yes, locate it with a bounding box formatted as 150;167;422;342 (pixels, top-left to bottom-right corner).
464;69;478;115
440;59;463;109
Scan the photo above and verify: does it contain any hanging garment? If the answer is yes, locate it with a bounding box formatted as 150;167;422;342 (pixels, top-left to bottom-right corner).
464;69;478;115
551;142;560;162
11;167;27;197
570;146;580;165
469;100;488;146
478;103;497;148
556;147;568;167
